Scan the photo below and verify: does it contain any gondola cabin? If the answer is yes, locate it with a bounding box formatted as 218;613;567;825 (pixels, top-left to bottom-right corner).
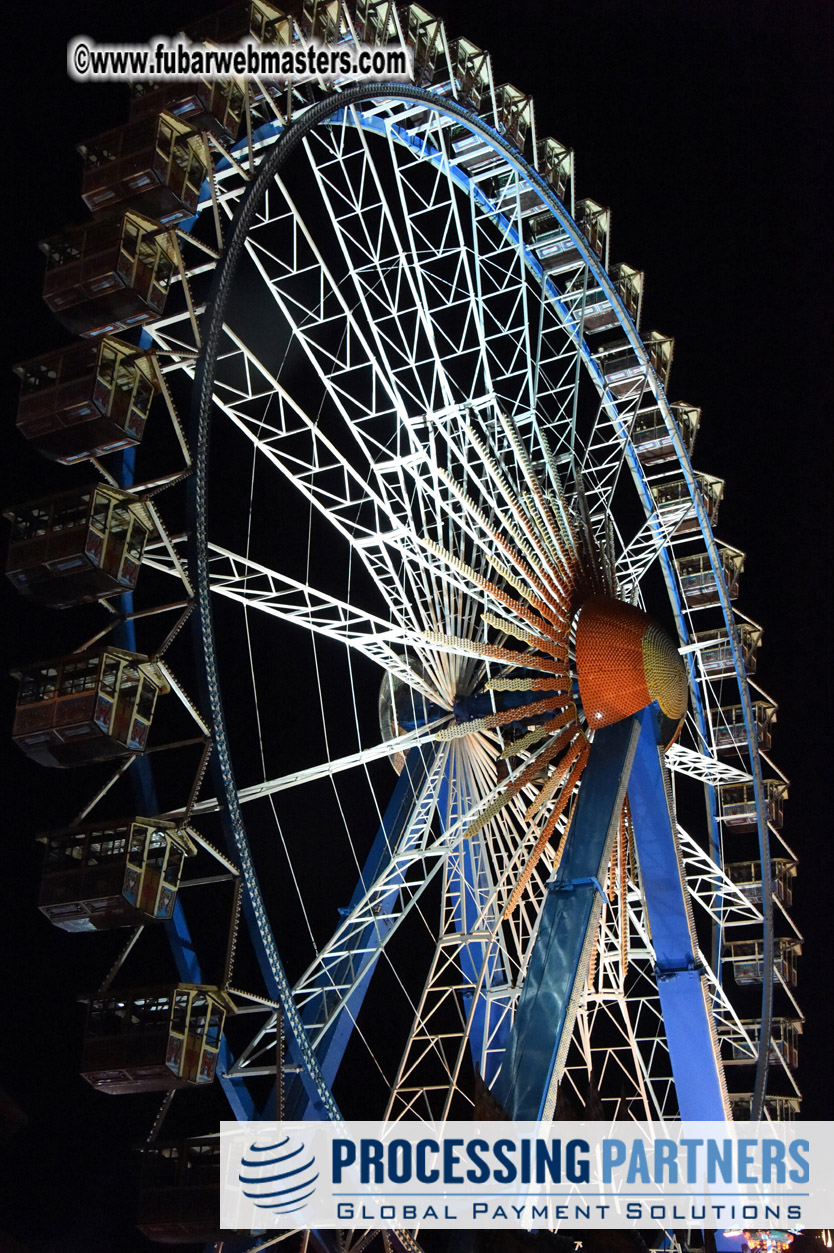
575;197;610;264
649;472;724;534
11;648;168;768
128;0;288;143
38;818;196;932
632;402;700;466
79;113;207;223
731;1094;801;1121
576;263;644;337
610;263;644;327
718;778;788;829
643;330;674;388
675;544;745;609
712;698;778;753
407;5;452;88
183;0;286;44
693;621;763;677
80;985;234;1094
5;485;152;607
14;338;159;463
537;136;573;204
529;214;586;276
139;1137;221;1244
41;212;176;337
726;858;796;908
725;1018;802;1069
138;1137;240;1245
129;78;245;145
597;331;673;402
596;338;644;401
724;937;801;988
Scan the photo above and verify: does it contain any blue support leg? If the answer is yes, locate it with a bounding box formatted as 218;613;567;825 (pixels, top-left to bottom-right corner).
628;705;729;1120
494;717;641;1120
495;704;729;1124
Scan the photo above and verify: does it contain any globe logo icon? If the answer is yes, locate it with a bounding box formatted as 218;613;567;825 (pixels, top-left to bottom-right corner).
238;1135;319;1214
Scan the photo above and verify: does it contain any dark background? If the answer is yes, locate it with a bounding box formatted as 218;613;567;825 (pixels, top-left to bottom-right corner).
1;1;831;1249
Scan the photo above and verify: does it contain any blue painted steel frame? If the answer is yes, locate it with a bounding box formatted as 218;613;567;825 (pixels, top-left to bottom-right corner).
285;739;512;1117
495;707;728;1122
629;707;728;1120
493;717;641;1120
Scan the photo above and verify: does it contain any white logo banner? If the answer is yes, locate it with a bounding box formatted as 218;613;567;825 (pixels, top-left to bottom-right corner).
219;1120;834;1230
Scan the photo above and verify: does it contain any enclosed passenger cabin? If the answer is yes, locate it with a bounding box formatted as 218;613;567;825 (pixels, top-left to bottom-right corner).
649;472;724;534
526;198;610;278
595;331;673;402
575;198;610;265
576;263;644;335
536;136;573;205
4;485;152;607
183;0;286;43
129;80;245;146
675;543;745;609
14;338;159;463
571;286;612;333
712;698;778;753
447;38;492;112
725;1018;802;1068
724;936;801;987
730;1094;801;1121
693;621;763;677
179;0;293;112
80;985;234;1094
38;818;196;932
79;113;207;223
610;263;643;328
139;1137;236;1245
492;177;545;222
495;84;534;154
643;330;674;388
407;4;452;88
526;210;581;274
452;136;505;182
631;401;700;466
11;648;168;768
718;778;788;829
301;0;356;43
726;858;796;908
354;0;400;43
41;212;176;337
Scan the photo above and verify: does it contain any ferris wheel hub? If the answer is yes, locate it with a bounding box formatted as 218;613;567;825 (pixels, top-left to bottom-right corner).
575;594;687;747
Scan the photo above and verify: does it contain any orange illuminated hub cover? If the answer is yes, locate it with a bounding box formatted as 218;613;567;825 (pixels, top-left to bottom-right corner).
575;594;687;746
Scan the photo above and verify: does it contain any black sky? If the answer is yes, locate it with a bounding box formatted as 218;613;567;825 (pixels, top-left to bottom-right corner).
1;1;832;1249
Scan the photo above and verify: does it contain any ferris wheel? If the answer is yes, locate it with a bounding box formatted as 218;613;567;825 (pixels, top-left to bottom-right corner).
6;1;802;1248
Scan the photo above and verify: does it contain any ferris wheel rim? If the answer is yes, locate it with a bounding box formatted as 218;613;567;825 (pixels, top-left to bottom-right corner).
185;79;772;1123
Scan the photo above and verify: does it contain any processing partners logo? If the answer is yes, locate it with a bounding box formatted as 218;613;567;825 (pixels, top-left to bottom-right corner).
221;1121;834;1232
238;1134;319;1217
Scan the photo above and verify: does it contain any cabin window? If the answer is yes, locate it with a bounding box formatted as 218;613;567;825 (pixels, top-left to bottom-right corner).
18;667;58;705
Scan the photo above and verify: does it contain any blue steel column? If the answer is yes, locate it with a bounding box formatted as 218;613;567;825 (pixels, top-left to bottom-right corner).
495;706;728;1123
628;705;728;1120
494;717;641;1120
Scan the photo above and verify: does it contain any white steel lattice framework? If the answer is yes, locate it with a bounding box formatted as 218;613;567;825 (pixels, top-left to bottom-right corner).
120;6;793;1132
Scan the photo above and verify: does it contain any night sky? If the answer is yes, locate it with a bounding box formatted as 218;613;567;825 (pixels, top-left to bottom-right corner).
1;1;831;1250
